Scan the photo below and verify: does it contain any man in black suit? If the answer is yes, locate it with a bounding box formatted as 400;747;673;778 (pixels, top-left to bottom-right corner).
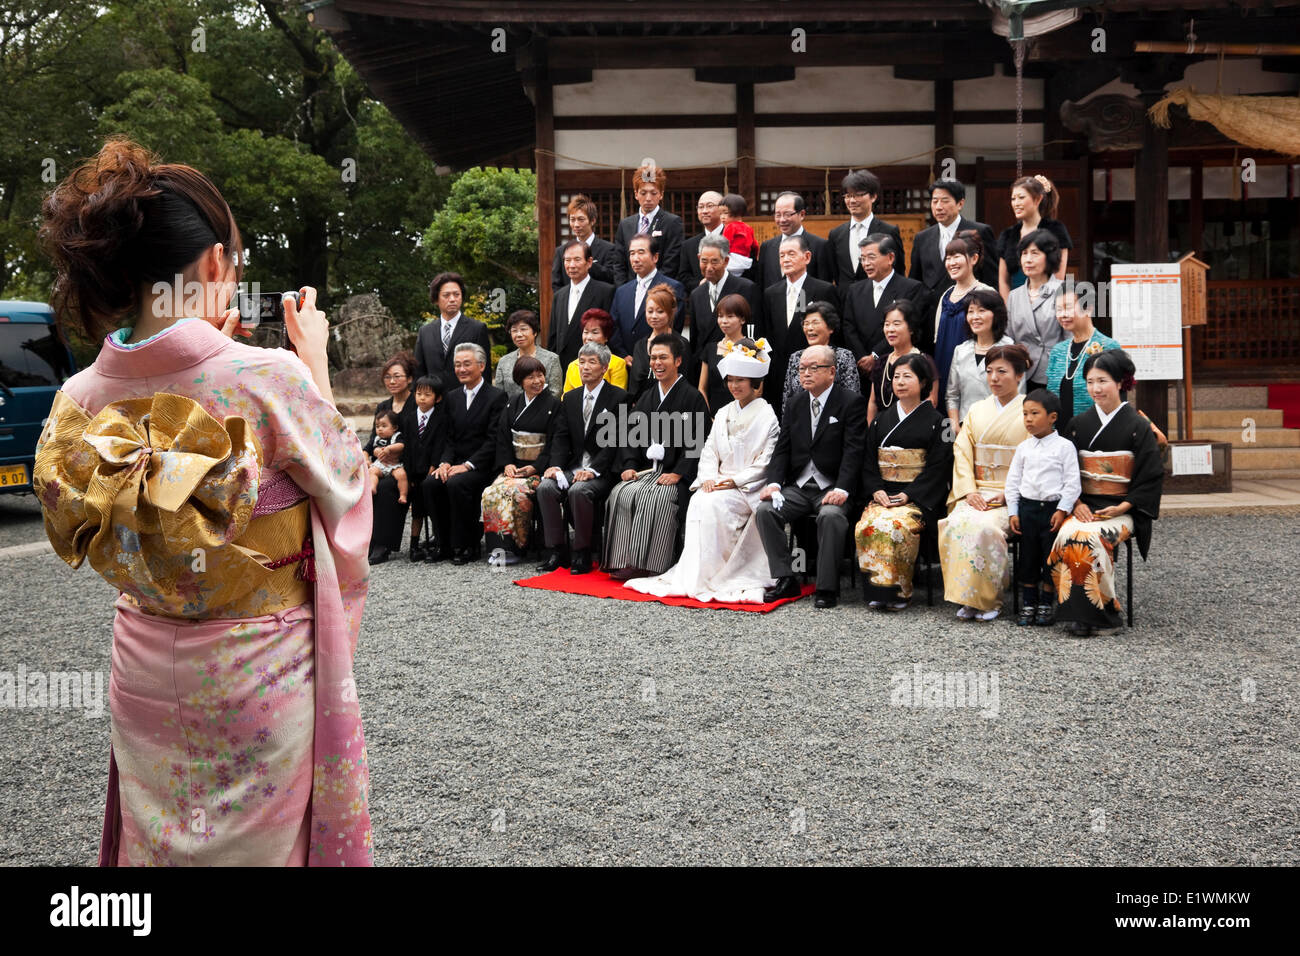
608;234;686;357
841;233;930;382
613;162;685;282
549;239;616;368
908;179;998;296
756;345;867;609
822;169;905;289
762;233;838;415
687;234;760;382
757;191;829;291
679;190;725;295
549;194;624;288
422;343;508;564
414;272;493;381
536;342;628;574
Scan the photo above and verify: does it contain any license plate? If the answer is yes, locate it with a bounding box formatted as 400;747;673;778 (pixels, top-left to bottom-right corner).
0;463;28;487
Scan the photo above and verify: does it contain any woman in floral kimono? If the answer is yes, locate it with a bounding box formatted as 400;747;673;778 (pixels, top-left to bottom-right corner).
627;339;780;603
34;139;372;866
480;356;560;565
854;354;952;610
1048;349;1163;636
937;344;1031;621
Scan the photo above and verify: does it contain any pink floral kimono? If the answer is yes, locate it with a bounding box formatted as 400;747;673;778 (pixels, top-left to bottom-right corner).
33;320;373;866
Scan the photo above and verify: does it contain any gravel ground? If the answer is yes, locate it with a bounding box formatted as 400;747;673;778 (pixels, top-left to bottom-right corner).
0;510;1295;866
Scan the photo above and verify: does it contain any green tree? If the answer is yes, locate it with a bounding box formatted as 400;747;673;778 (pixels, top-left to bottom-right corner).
422;166;539;320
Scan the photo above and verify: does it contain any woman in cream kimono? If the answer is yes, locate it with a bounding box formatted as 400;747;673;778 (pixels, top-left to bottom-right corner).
627;339;780;604
937;344;1032;621
34;140;372;866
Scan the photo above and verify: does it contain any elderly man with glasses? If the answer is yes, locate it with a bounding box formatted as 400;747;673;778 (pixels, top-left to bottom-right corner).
755;344;867;609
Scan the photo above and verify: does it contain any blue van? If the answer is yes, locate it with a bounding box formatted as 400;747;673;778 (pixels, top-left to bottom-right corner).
0;301;77;495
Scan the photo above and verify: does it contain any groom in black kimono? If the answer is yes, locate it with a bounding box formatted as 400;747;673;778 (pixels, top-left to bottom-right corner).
757;344;867;608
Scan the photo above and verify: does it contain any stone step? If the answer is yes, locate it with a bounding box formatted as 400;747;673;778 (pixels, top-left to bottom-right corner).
1230;446;1300;470
1170;407;1283;429
1182;384;1270;408
1235;468;1300;480
1178;426;1300;448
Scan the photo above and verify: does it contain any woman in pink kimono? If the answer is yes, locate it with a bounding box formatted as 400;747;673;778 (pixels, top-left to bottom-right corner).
33;139;373;866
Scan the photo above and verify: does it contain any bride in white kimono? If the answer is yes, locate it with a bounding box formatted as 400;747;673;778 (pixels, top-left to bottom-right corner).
627;339;780;603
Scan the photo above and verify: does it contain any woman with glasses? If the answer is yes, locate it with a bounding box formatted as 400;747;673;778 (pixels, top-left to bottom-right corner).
781;300;860;411
366;352;422;563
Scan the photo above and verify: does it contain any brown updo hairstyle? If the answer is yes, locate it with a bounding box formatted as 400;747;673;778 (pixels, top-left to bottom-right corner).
1011;174;1059;220
985;342;1031;377
645;283;678;322
943;228;984;264
39;137;244;339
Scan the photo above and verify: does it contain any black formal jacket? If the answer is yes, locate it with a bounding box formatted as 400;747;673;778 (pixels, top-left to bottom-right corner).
616;375;710;486
414;315;493;381
678;230;711;295
614;208;686;281
493;390;561;473
550;236;624;290
761;274;840;411
822;217;905;288
547;381;628;476
405;402;446;479
364;394;417;459
861;400;953;524
841;273;931;364
757;230;829;292
687;273;761;365
907;217;999;293
439;381;509;473
548;278;616;368
766;383;868;498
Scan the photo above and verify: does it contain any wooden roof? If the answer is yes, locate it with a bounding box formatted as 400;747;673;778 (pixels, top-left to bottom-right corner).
313;0;1300;169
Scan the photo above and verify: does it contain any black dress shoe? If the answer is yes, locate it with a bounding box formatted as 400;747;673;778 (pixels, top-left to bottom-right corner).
814;590;838;609
368;546;389;565
569;550;593;575
763;576;800;602
536;551;564;573
609;567;651;581
451;550;472;566
409;543;425;562
427;548;453;563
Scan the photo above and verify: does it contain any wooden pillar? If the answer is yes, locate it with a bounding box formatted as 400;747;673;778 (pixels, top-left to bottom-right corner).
934;79;955;177
736;82;756;213
1132;83;1172;433
535;39;556;346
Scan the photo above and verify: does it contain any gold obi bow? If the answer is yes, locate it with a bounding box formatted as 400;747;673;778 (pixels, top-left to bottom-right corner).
1079;449;1134;497
511;430;547;461
973;443;1016;490
878;446;926;482
32;392;312;618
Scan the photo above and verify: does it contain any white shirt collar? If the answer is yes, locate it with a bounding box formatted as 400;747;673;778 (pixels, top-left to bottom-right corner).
570;274;591;295
583;233;595;246
464;378;482;401
810;381;833;409
704;224;724;237
851;213;874;230
786;272;807;293
873;273;893;294
583;378;605;402
640;206;660;223
442;312;461;326
639;269;659;288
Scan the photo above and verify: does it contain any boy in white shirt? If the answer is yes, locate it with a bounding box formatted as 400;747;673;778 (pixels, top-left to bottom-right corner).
1007;388;1081;627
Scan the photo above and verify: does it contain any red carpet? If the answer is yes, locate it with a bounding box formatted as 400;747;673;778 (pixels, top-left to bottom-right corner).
514;568;813;613
1268;384;1300;430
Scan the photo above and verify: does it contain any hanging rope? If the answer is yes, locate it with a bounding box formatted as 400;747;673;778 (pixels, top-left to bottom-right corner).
1014;38;1027;178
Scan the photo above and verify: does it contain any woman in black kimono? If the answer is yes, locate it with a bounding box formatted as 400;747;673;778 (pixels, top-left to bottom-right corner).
854;353;954;610
368;352;421;563
1047;349;1163;636
480;356;561;565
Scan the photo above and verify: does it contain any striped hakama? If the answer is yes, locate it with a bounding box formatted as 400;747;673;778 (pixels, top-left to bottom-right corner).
601;466;681;574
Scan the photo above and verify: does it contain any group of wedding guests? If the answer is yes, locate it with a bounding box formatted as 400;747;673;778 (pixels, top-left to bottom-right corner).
365;164;1163;636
